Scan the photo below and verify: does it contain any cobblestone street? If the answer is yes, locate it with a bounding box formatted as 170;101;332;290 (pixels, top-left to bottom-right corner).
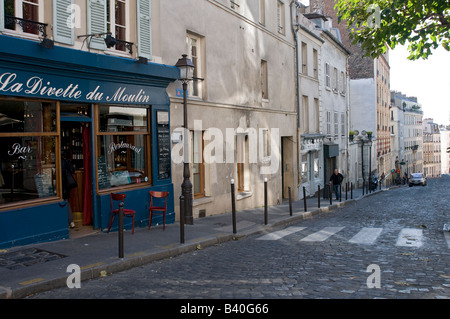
30;176;450;300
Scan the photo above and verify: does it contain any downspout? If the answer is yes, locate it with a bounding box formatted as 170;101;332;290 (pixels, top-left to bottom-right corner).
346;54;350;185
290;0;301;197
290;0;301;129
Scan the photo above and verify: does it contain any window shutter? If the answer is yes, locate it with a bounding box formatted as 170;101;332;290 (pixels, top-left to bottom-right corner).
53;0;74;45
137;0;152;59
0;1;4;31
87;0;106;50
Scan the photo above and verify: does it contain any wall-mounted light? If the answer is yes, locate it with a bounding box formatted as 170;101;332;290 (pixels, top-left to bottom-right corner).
39;37;54;49
136;56;148;64
104;33;117;48
78;32;115;51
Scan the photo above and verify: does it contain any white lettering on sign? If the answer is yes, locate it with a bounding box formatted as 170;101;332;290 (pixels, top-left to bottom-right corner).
106;88;150;103
0;73;23;93
108;141;143;155
8;143;32;159
0;72;152;104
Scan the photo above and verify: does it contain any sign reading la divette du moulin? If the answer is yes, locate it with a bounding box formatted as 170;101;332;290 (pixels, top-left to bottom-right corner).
0;70;155;104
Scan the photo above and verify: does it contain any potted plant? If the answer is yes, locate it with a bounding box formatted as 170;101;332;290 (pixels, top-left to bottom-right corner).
366;131;373;139
349;130;355;141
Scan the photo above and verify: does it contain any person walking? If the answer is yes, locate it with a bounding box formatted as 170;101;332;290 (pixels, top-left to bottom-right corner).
329;169;344;201
62;152;77;228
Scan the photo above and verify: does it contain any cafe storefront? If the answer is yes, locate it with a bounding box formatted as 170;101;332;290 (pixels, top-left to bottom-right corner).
0;35;179;248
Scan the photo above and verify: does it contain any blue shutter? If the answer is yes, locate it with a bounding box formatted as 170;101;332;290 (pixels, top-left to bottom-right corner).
53;0;74;45
87;0;106;50
137;0;152;59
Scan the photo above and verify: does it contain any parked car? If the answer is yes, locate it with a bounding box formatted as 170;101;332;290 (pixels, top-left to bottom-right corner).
409;173;427;187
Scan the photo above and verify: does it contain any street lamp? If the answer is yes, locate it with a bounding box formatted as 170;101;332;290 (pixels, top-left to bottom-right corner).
175;54;195;240
357;131;373;194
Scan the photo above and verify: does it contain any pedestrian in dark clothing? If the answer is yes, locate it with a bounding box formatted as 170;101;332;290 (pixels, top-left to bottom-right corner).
62;152;76;228
329;169;344;201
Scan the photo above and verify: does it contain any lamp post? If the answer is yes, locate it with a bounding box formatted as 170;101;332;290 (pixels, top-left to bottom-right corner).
175;54;195;233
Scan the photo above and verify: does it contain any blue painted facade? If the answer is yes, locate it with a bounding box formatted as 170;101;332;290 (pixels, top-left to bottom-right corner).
0;35;179;249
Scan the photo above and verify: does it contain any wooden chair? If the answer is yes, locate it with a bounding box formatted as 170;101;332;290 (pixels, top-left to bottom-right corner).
108;193;135;234
148;191;169;231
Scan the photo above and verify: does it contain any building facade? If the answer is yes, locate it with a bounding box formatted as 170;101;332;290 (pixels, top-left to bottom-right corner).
292;9;324;198
159;0;298;218
423;118;441;178
0;0;179;248
375;54;391;179
390;91;424;182
299;8;350;193
440;125;450;175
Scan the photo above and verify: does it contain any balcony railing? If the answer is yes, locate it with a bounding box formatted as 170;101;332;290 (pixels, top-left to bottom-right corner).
115;39;134;55
5;15;48;38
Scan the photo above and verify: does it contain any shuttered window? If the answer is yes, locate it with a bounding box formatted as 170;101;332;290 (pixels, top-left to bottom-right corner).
86;0;152;57
87;0;106;50
137;0;152;59
53;0;74;45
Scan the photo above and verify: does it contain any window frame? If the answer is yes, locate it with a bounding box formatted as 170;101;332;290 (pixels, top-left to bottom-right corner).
2;0;44;38
106;0;130;54
325;63;331;89
94;104;152;194
186;32;204;99
259;0;266;25
313;48;318;79
277;0;285;35
0;98;61;211
236;133;250;194
192;130;205;199
261;59;268;100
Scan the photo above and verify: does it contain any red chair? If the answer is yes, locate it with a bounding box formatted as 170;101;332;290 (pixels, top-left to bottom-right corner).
148;191;169;231
108;193;135;234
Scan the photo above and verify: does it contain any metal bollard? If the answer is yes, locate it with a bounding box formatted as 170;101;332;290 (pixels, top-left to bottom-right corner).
288;186;293;216
329;184;332;205
345;182;348;200
231;179;236;234
318;185;320;208
339;184;342;202
179;195;185;244
351;182;353;199
118;202;124;259
303;186;307;212
264;178;268;225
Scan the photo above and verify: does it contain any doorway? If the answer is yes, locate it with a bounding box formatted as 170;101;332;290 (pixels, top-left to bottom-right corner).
60;104;94;236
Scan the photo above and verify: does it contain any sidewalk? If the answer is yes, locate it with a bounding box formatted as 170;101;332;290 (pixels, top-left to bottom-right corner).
0;185;387;299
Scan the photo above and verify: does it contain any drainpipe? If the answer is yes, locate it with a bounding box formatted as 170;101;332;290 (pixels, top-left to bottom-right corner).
290;0;301;129
290;1;301;196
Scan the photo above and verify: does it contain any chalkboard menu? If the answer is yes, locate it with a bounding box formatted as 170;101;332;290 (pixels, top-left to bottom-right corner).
157;111;170;180
97;156;111;189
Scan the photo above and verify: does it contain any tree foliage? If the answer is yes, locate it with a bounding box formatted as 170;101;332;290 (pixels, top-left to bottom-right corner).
335;0;450;60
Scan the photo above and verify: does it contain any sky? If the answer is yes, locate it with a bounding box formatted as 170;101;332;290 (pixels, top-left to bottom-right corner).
389;45;450;126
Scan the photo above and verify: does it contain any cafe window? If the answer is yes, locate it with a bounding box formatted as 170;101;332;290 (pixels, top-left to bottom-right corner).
0;100;58;208
95;105;151;191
